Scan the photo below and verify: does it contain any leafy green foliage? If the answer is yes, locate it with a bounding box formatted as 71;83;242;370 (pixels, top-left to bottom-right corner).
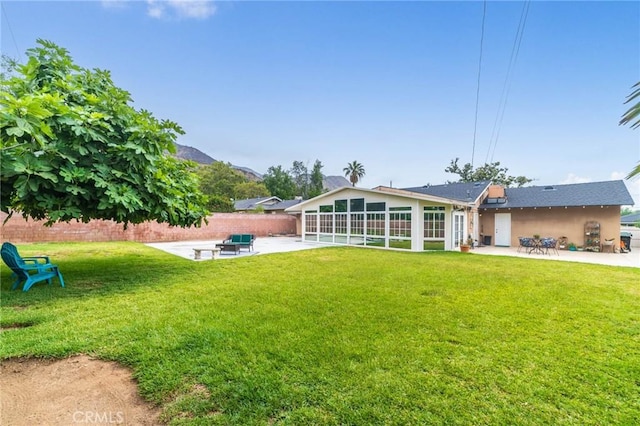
289;160;309;199
262;165;296;199
309;159;325;198
445;157;533;187
0;40;208;227
343;160;365;186
195;161;269;211
620;81;640;179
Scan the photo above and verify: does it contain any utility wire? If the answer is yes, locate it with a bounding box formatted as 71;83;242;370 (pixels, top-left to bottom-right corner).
471;0;487;169
486;0;531;163
1;2;22;60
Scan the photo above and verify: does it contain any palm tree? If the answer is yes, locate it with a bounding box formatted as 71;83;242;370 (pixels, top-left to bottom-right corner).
343;161;366;187
620;81;640;179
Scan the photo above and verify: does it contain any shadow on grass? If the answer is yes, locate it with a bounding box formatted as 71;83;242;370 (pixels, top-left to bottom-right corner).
0;242;199;306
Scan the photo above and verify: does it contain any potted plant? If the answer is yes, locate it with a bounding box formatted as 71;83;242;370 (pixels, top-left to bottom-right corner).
568;242;577;251
460;236;473;253
558;236;568;249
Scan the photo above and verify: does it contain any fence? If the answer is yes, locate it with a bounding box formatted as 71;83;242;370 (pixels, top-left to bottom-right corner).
0;212;298;243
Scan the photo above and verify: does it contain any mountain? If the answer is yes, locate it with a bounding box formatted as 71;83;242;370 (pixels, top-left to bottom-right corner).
322;175;351;190
174;143;262;181
174;143;350;190
175;144;216;164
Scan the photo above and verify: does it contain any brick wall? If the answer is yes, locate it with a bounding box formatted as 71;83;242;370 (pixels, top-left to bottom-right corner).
0;212;297;243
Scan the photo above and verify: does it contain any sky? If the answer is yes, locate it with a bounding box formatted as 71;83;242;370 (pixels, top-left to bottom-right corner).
2;0;639;205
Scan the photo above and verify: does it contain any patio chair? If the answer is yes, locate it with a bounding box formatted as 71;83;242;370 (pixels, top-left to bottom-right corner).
540;238;559;255
1;242;65;292
517;237;536;253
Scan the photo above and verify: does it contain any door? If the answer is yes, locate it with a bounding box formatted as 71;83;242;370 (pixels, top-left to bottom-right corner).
495;213;511;246
452;211;465;248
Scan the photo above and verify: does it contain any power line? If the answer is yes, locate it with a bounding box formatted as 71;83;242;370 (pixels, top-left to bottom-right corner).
471;0;487;169
486;0;531;163
1;2;22;60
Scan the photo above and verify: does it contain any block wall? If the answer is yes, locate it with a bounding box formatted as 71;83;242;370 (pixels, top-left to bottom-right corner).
0;212;297;243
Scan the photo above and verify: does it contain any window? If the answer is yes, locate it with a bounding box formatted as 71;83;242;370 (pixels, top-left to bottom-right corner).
366;213;385;236
304;211;317;241
305;212;317;233
319;214;333;234
366;202;385;211
389;211;411;238
335;199;348;212
335;213;347;235
320;205;333;213
350;213;364;235
424;206;445;239
350;198;365;212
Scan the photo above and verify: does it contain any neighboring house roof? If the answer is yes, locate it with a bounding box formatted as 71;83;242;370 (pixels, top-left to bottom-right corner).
234;196;282;211
401;181;492;204
621;212;640;225
265;199;303;211
234;197;302;212
479;180;634;209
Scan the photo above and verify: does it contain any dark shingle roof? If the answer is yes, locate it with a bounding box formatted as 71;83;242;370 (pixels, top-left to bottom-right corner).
234;197;281;210
234;197;302;211
479;180;634;209
621;212;640;225
402;181;491;203
264;199;302;211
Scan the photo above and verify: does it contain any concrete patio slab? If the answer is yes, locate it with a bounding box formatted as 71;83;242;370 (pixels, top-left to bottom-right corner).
146;237;639;268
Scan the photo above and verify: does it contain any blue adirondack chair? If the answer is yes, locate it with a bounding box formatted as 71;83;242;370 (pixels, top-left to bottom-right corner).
1;242;65;292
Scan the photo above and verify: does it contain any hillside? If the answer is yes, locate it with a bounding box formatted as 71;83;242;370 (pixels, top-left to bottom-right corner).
174;143;349;190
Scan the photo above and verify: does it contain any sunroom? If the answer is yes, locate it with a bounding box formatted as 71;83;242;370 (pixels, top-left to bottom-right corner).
285;186;473;252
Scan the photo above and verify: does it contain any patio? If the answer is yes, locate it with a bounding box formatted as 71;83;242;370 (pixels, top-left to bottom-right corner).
147;236;640;268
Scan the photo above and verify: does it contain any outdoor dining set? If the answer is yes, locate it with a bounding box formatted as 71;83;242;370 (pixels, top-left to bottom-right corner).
517;237;559;255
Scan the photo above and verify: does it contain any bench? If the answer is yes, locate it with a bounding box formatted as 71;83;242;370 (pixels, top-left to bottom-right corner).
215;243;241;255
223;234;255;251
193;248;221;260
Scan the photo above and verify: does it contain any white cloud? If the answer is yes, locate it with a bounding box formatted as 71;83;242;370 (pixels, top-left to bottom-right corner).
146;0;216;20
559;173;592;185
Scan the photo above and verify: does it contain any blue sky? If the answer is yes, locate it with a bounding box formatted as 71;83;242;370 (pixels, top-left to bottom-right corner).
2;1;639;205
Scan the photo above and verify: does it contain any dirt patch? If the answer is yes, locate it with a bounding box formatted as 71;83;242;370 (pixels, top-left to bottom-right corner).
1;355;162;425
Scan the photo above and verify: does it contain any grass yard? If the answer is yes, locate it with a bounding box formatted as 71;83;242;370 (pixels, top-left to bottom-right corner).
1;242;639;425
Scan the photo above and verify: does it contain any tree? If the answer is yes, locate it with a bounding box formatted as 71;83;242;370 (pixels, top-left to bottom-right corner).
445;158;532;187
309;160;325;198
0;40;208;227
262;165;296;199
620;81;640;179
289;160;309;198
234;181;270;200
195;161;270;211
343;160;365;187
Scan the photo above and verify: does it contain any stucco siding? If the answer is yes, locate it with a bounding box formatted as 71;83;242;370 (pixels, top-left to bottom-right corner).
480;206;621;248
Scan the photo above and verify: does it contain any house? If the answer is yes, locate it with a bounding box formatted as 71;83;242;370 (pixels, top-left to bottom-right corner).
621;212;640;226
285;183;484;251
477;180;634;248
285;179;633;252
235;196;302;214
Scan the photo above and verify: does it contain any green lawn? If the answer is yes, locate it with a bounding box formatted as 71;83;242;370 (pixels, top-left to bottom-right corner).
2;242;639;425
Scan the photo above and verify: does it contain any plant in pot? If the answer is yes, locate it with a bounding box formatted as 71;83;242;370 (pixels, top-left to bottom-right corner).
460;236;473;252
568;242;577;251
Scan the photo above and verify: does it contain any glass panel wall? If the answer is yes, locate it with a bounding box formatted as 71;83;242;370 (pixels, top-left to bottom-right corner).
389;207;411;250
304;211;317;241
424;206;445;251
